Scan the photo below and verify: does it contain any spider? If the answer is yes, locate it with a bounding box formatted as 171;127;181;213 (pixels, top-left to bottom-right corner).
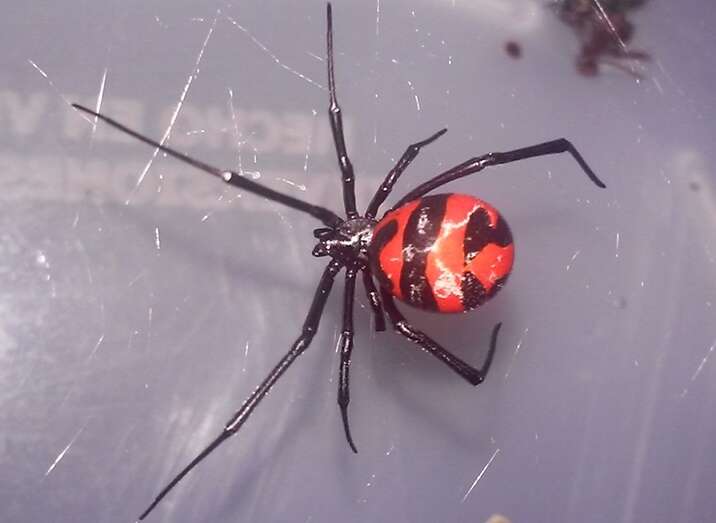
554;0;650;78
72;3;605;520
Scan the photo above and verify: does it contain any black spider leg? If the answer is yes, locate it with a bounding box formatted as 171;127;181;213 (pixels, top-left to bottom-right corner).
361;267;386;332
337;264;358;453
365;128;447;219
138;259;343;521
380;288;501;386
71;104;343;228
392;139;606;209
326;3;358;219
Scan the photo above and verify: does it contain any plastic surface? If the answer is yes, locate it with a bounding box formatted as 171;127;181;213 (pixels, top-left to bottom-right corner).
3;1;715;522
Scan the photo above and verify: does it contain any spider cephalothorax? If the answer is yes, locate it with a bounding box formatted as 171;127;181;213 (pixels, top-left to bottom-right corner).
312;217;377;263
71;3;605;520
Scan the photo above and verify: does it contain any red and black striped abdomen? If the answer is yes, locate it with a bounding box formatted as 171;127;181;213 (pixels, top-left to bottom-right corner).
369;193;514;313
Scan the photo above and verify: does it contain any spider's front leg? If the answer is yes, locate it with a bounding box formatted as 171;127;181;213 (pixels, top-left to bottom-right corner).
393;139;606;209
137;258;343;521
380;288;501;387
326;3;358;218
70;104;343;227
364;128;447;218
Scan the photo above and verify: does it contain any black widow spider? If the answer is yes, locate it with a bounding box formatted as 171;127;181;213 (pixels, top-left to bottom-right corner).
72;4;605;520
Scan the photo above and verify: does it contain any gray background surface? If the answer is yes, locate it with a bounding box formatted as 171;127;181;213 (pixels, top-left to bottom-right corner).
2;1;715;522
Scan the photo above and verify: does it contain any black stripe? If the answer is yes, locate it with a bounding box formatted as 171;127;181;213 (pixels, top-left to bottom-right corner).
462;206;512;310
492;214;513;247
463;207;513;263
399;194;448;310
461;272;510;311
461;271;488;310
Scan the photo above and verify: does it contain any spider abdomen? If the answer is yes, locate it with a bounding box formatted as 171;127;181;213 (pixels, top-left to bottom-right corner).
369;193;514;313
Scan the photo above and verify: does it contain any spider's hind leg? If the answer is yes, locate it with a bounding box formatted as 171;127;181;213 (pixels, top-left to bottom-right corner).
137;259;343;521
338;264;359;453
380;289;501;386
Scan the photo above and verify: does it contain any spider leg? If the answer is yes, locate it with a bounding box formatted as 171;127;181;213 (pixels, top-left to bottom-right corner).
137;259;343;521
362;267;386;332
326;3;358;218
71;104;343;228
392;139;606;209
338;264;359;453
365;128;447;218
380;288;501;386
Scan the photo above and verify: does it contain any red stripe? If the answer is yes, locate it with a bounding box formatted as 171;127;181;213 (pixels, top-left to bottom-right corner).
427;194;514;313
426;195;472;312
375;200;420;301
